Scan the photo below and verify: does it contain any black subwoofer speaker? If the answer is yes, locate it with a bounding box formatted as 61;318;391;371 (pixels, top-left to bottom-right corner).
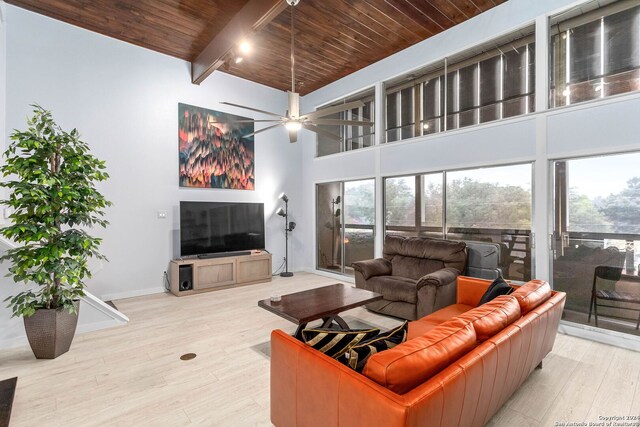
178;264;193;291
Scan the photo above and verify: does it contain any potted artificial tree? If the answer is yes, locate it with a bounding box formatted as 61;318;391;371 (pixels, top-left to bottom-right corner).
0;105;111;359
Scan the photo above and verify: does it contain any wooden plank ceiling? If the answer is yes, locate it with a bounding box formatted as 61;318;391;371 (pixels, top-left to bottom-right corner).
6;0;506;95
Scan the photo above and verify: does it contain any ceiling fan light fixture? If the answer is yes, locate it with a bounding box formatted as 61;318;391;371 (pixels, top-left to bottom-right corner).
285;120;302;131
239;40;252;54
214;0;371;145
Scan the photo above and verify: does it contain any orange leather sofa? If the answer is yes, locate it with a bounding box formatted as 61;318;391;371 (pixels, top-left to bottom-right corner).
270;276;566;427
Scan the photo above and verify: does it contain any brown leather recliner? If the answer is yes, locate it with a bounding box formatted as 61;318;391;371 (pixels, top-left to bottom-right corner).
352;235;467;320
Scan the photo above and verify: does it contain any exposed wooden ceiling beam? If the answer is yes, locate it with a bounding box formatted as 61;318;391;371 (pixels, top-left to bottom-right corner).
191;0;288;85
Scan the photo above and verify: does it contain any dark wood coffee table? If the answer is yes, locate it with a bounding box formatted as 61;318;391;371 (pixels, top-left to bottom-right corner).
258;283;383;339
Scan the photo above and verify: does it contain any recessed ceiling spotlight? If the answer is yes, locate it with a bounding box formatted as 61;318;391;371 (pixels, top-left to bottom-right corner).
235;57;244;64
239;41;251;55
423;123;430;130
562;88;570;97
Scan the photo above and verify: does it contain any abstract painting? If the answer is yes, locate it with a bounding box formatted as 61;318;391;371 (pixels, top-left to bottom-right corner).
178;103;255;190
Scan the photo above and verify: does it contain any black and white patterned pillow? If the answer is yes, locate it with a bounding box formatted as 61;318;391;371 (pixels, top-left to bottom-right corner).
342;321;408;372
301;327;380;359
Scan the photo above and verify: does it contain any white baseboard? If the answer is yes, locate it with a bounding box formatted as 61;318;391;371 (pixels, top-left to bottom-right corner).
558;320;640;352
301;267;355;284
100;286;167;302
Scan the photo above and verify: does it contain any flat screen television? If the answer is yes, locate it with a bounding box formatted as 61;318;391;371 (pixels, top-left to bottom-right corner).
180;201;265;257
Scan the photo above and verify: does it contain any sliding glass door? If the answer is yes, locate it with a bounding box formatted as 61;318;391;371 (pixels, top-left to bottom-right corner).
552;152;640;336
316;179;375;276
445;165;533;281
316;182;342;272
384;163;533;282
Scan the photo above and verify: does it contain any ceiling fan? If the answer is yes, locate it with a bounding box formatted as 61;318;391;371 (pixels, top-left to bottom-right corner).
208;0;373;144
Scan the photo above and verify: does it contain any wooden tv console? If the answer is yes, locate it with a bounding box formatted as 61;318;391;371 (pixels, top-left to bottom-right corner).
168;251;272;297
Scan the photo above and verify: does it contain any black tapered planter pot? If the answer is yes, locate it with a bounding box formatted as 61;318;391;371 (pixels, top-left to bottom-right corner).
23;301;79;359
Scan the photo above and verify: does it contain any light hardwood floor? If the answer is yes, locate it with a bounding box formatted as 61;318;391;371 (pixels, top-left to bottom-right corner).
1;272;638;426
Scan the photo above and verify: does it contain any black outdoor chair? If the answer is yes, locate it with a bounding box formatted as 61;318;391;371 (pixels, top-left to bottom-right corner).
588;265;640;330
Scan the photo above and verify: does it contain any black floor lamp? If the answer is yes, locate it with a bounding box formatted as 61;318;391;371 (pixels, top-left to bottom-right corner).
276;193;296;277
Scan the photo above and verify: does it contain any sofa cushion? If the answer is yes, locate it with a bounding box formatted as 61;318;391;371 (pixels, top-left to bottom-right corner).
362;317;476;394
511;280;552;314
457;276;494;306
478;277;514;305
365;276;418;304
408;303;474;339
384;235;467;274
420;303;475;324
391;255;446;281
457;295;521;341
342;321;408;372
407;318;439;340
301;327;380;359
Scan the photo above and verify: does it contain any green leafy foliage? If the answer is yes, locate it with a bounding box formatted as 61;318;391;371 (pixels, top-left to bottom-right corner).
385;177;416;226
445;178;532;230
385;177;532;230
568;188;612;233
599;177;640;234
343;181;375;225
0;105;111;317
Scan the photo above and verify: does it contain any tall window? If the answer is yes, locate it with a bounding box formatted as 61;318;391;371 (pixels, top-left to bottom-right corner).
384;28;535;143
550;2;640;107
384;163;533;281
552;152;640;337
316;88;375;157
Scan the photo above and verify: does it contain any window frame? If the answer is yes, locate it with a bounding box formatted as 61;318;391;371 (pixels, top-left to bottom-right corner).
315;87;376;158
383;30;535;144
549;1;640;108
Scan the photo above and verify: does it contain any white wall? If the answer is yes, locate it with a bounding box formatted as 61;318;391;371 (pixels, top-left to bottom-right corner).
297;0;640;278
0;2;6;196
0;2;5;153
2;3;301;316
0;2;17;347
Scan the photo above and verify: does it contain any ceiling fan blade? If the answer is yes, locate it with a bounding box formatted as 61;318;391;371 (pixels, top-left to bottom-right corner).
303;100;366;120
311;119;373;126
242;123;283;138
220;101;284;118
302;124;342;142
208;119;280;124
288;129;297;144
